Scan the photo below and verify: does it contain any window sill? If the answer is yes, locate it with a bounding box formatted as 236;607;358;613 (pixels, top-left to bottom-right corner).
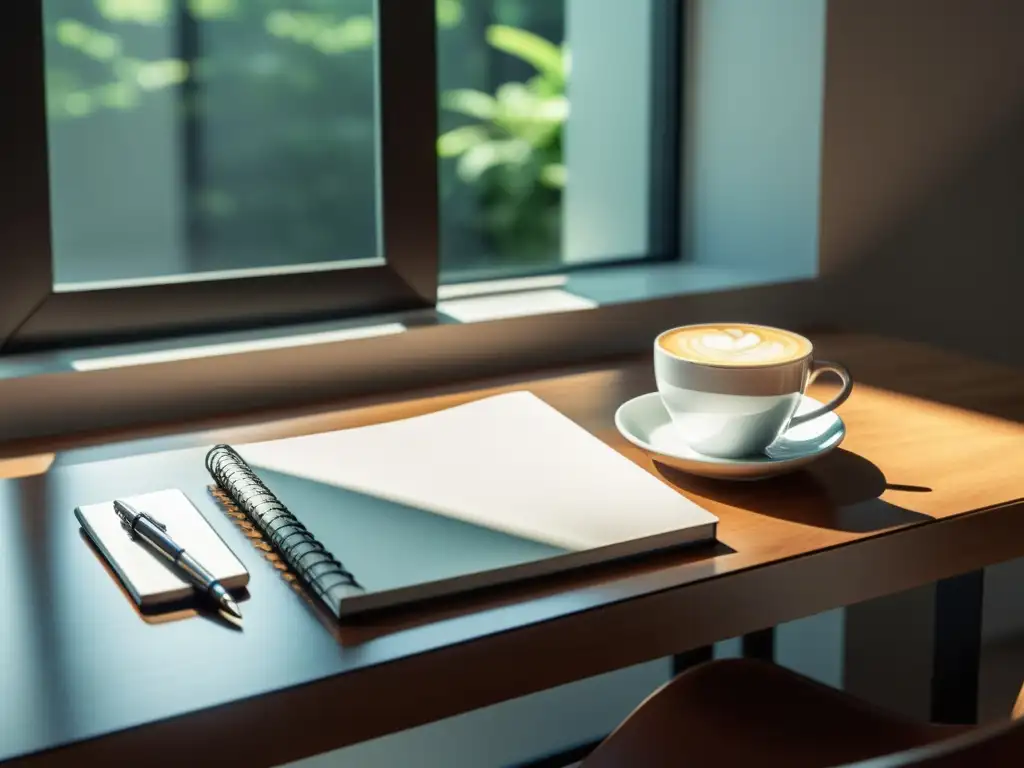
0;260;820;446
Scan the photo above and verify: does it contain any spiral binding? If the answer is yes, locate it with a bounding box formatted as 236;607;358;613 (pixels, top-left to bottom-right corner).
205;444;362;611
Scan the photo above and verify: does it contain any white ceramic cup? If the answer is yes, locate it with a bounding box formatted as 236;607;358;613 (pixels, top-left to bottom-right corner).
654;324;853;458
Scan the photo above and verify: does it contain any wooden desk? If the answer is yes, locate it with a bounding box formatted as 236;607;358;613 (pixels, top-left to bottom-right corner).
2;335;1023;766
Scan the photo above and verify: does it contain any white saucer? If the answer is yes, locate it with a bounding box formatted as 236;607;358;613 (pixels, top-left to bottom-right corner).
615;393;846;481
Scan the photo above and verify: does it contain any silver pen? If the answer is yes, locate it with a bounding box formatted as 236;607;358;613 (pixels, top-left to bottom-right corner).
113;499;242;621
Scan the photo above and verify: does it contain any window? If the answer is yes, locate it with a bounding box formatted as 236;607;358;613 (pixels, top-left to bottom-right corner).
0;1;679;353
439;0;679;280
44;0;382;285
437;1;568;279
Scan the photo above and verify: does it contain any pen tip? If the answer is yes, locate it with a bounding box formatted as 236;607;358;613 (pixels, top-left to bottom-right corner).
221;595;243;621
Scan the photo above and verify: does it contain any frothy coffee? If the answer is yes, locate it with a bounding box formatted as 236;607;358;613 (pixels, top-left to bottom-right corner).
658;324;811;367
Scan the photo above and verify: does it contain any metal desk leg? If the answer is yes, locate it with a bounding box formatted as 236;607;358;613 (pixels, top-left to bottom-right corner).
672;646;713;676
742;628;776;662
931;570;985;724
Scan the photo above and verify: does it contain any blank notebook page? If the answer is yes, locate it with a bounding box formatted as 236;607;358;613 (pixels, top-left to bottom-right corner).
76;488;249;607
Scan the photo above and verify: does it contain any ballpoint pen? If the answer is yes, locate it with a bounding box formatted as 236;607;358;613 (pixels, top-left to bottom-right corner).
113;499;242;621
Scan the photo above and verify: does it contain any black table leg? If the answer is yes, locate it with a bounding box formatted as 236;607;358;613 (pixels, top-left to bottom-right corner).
931;570;985;724
742;628;776;662
672;645;713;676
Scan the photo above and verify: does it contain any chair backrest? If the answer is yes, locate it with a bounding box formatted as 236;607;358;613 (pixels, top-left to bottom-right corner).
841;716;1024;767
582;661;1024;768
842;681;1024;767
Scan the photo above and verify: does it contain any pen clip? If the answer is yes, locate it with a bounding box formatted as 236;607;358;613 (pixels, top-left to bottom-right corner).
119;509;167;540
138;511;167;532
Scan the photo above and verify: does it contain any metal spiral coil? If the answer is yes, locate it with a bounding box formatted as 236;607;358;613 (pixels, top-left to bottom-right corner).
205;444;362;601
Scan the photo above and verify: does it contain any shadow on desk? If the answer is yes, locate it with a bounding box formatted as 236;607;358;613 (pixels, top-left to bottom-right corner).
656;449;934;533
336;541;735;645
203;465;737;646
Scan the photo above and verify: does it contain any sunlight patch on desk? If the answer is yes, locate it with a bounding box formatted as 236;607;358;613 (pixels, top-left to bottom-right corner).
70;323;406;371
0;454;55;479
438;288;597;324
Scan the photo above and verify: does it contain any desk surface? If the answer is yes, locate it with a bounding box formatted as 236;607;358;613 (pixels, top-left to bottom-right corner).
2;334;1024;767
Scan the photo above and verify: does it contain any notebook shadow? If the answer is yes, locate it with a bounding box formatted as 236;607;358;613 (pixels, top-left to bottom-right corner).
78;529;248;629
654;449;934;533
207;476;734;644
211;465;735;644
334;540;736;645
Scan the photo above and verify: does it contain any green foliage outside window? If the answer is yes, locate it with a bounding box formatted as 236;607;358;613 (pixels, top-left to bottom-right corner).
438;25;567;266
43;0;565;271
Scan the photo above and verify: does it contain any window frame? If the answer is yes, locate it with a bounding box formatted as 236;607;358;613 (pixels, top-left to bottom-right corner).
0;0;439;354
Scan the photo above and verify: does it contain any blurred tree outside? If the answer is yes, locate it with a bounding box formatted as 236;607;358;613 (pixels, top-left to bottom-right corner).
438;24;567;271
43;0;566;281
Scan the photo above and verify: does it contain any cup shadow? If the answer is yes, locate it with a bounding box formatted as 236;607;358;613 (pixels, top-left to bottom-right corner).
654;449;934;533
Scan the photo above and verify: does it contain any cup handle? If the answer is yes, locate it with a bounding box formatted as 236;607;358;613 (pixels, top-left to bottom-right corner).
789;360;853;427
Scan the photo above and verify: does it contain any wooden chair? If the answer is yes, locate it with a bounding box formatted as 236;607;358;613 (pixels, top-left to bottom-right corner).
581;658;1024;767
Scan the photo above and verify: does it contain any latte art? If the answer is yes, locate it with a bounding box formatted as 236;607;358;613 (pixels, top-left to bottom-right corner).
658;324;811;366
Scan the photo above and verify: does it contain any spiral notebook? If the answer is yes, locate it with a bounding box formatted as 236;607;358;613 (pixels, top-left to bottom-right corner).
206;392;718;618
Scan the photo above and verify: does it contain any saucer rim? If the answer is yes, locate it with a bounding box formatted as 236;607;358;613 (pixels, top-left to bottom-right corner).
614;392;845;468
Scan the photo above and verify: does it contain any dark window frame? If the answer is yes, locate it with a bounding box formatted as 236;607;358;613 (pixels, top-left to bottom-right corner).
0;0;439;353
650;0;683;260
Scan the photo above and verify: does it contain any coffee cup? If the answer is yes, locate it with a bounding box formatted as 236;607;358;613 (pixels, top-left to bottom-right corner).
654;323;852;458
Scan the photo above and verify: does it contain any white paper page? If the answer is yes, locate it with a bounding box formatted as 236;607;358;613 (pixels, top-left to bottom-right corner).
239;392;716;552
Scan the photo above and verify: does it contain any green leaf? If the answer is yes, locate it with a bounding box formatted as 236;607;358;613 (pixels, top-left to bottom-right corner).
540;163;567;189
188;0;238;19
489;83;566;146
440;88;498;121
134;59;190;90
56;21;122;61
456;139;531;183
264;11;374;54
313;16;375;54
494;83;567;122
62;91;95;118
95;0;171;25
486;25;564;85
437;125;489;157
436;0;463;29
98;81;140;110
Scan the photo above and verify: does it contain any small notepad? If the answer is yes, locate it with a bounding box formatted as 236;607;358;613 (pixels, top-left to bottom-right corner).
76;488;249;609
